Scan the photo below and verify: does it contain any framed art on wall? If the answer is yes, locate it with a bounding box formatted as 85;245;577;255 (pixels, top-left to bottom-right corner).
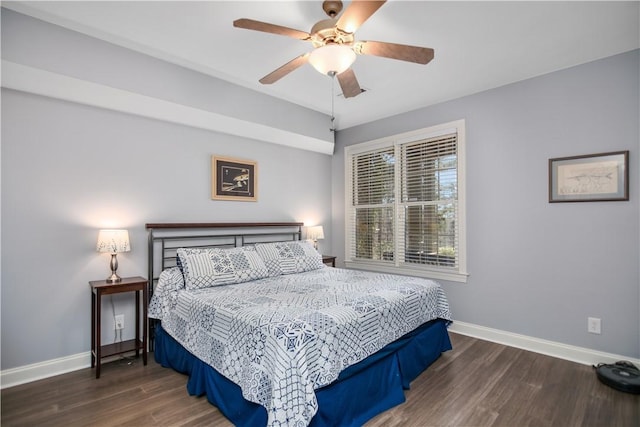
211;156;257;201
549;151;629;202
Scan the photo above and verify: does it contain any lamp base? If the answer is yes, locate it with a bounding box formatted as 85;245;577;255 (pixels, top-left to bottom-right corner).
106;253;122;283
106;273;122;283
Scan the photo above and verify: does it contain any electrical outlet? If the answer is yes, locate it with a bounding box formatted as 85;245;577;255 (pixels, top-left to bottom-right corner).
588;317;601;334
115;314;124;330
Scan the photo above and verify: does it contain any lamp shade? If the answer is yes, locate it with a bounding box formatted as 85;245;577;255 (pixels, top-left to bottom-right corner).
306;226;325;241
308;44;356;75
96;229;130;253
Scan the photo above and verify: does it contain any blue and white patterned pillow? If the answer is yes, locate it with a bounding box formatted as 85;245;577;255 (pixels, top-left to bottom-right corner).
255;240;324;277
177;246;269;290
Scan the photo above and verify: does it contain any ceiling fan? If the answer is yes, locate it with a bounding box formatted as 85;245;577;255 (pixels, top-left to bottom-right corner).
233;0;434;98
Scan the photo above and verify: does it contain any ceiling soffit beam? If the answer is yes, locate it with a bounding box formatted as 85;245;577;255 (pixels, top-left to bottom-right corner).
1;61;335;155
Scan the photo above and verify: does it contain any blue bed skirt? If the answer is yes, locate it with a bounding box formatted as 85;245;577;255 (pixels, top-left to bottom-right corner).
154;319;452;426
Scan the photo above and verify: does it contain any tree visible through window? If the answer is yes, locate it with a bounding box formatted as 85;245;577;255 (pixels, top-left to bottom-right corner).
402;135;458;268
345;120;467;282
352;147;395;261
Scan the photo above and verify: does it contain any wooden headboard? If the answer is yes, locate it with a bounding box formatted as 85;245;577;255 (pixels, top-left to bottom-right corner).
145;222;303;348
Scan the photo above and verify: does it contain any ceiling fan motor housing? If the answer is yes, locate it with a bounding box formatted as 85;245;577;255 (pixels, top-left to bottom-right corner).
310;18;354;48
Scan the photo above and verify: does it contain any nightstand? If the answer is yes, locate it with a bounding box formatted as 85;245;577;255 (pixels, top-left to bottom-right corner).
90;276;148;378
322;255;336;267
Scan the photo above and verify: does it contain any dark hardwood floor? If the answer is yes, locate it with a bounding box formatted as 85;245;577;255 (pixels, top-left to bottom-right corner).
2;333;638;426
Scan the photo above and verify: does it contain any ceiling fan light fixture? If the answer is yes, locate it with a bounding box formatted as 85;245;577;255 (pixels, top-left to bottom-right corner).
308;44;356;75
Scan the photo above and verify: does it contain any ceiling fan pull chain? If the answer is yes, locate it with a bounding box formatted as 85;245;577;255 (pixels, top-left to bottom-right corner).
330;71;336;132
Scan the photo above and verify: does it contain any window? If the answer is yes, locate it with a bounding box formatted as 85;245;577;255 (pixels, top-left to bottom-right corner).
345;120;467;282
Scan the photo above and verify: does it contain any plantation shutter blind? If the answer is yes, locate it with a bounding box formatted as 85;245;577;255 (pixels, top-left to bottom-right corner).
347;147;396;262
398;133;459;269
345;119;466;281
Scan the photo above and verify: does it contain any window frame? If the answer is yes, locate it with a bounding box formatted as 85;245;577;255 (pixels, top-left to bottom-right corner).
344;119;468;283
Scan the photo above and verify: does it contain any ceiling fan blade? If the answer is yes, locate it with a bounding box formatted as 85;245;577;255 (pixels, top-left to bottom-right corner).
233;18;310;40
336;68;363;98
355;40;434;65
336;0;386;34
259;53;310;84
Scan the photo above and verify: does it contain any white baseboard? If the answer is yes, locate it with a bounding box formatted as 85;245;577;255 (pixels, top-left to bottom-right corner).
0;351;138;389
448;321;640;367
1;352;91;389
2;322;638;389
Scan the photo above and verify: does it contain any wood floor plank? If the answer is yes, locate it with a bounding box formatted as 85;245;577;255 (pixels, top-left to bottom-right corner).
2;333;638;426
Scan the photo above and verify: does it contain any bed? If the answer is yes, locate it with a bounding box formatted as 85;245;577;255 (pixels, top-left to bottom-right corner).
147;222;452;426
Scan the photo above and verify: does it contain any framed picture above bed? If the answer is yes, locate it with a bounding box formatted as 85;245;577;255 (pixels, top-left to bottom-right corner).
211;156;257;201
549;150;629;203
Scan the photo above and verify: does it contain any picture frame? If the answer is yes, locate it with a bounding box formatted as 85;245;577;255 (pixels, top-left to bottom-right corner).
549;151;628;203
211;156;257;201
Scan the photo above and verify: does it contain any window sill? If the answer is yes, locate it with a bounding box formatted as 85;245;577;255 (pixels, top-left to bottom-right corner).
344;261;469;283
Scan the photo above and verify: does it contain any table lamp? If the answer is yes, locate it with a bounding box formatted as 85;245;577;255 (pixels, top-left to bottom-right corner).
96;229;130;283
306;225;324;251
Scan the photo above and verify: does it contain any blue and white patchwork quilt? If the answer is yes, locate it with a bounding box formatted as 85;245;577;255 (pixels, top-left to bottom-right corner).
149;266;451;426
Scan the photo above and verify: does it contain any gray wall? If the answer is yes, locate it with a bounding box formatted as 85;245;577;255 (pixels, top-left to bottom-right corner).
1;10;333;370
334;49;640;358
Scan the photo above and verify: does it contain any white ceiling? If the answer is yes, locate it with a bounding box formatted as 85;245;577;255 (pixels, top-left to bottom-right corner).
4;1;639;130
